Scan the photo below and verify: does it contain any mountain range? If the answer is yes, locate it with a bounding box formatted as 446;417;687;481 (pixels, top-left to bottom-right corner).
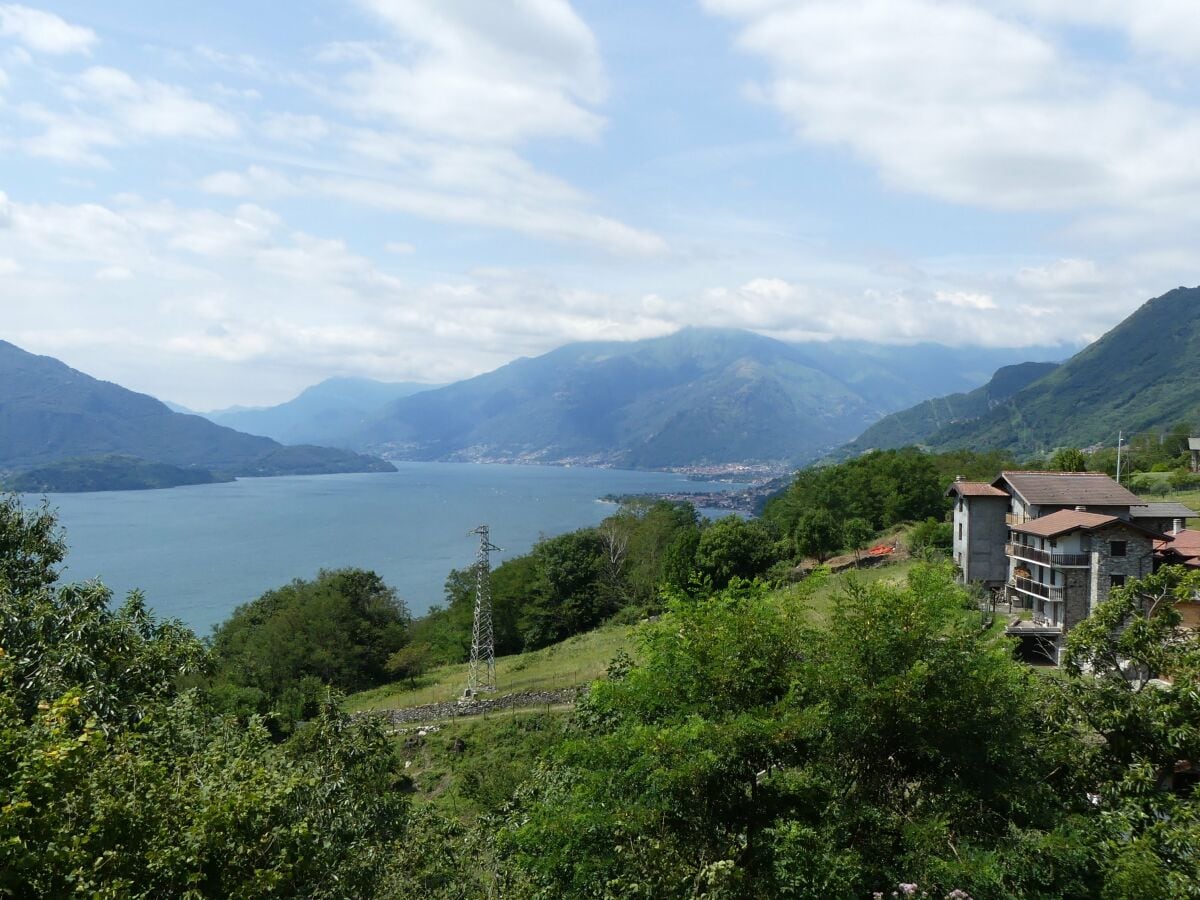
849;286;1200;455
0;340;394;490
202;377;437;446
346;328;1063;468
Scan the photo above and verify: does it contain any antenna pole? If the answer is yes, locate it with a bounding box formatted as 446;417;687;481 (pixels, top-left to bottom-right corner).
465;525;501;697
1116;430;1124;484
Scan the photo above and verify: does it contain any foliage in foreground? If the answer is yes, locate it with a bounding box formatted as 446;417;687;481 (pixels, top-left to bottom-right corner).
494;565;1200;898
0;495;409;898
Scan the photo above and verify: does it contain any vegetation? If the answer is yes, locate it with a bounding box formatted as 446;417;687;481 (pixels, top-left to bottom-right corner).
2;455;228;493
0;495;408;897
209;568;410;727
868;287;1200;457
844;360;1059;454
494;566;1200;898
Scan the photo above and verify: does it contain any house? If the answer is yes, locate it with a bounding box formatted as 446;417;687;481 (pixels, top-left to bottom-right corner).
949;471;1197;663
1155;529;1200;630
1190;437;1200;473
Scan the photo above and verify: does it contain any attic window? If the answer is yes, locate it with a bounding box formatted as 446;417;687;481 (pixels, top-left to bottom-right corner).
1110;540;1127;557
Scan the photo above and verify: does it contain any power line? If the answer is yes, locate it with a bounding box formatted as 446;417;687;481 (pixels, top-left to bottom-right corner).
464;525;500;698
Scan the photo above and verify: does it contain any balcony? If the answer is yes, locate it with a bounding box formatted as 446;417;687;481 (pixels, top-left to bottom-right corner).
1005;543;1090;568
1005;512;1028;526
1011;576;1064;603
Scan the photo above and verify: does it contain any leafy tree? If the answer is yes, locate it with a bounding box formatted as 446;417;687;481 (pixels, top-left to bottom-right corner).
907;516;953;554
0;493;65;595
210;568;410;717
520;529;607;649
841;517;875;566
1050;447;1089;472
794;508;841;563
387;641;435;686
693;515;778;589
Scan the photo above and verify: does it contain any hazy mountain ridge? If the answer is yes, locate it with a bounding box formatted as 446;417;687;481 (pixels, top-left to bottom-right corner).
202;377;438;446
352;328;1065;469
0;341;395;487
840;286;1200;456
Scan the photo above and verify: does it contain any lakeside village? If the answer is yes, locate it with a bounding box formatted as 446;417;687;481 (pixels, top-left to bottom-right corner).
949;462;1200;665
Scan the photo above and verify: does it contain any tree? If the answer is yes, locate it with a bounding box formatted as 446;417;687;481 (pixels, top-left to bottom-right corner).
387;641;435;686
1050;447;1089;472
907;516;952;554
794;509;841;563
693;515;778;588
0;493;65;595
1058;567;1200;895
841;517;875;566
210;568;410;719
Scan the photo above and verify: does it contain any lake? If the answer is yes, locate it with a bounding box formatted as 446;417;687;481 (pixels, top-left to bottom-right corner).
34;462;748;635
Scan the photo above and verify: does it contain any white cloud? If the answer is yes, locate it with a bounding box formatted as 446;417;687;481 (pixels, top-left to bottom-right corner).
76;66;238;140
0;4;95;55
343;0;605;143
95;265;132;281
1015;258;1103;292
385;241;415;255
261;112;328;144
705;0;1200;233
0;255;20;274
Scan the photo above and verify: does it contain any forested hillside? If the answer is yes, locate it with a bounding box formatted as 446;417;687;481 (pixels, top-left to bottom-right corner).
844;286;1200;456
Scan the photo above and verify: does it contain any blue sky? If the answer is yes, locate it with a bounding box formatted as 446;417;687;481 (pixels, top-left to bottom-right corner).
1;1;1197;408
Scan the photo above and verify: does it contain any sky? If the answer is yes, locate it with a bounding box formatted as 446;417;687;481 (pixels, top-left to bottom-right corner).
1;1;1198;409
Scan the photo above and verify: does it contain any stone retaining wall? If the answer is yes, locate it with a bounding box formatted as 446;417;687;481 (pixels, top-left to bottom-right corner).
361;687;583;726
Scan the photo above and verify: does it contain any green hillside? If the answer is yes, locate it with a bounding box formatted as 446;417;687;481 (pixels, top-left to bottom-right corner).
0;340;394;485
842;286;1200;456
843;361;1059;453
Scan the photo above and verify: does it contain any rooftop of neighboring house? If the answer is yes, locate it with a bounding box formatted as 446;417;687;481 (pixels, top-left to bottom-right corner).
1130;501;1199;520
1011;508;1163;540
945;479;1008;498
1188;437;1200;451
992;471;1142;508
1155;529;1200;567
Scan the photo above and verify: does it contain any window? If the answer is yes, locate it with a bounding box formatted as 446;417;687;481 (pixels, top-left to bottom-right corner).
1111;574;1126;588
958;523;963;540
1110;540;1127;557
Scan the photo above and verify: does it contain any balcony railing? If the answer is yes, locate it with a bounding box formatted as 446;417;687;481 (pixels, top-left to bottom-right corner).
1011;576;1064;602
1005;512;1028;526
1005;543;1090;568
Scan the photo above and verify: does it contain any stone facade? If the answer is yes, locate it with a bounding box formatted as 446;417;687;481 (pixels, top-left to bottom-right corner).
1087;524;1156;612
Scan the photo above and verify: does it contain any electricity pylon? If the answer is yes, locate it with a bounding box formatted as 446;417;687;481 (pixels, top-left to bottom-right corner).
464;525;500;697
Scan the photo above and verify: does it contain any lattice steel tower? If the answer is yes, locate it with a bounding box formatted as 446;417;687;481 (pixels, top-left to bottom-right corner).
465;525;501;696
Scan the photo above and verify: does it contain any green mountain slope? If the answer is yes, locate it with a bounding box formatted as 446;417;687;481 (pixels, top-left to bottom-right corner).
0;341;394;481
356;329;1062;468
204;377;438;446
842;361;1060;453
857;286;1200;456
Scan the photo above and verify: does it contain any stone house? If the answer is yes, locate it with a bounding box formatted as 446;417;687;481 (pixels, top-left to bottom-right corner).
948;471;1196;663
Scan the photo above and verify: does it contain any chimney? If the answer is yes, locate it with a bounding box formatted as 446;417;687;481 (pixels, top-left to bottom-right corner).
1075;505;1087;512
1173;517;1184;535
955;475;965;482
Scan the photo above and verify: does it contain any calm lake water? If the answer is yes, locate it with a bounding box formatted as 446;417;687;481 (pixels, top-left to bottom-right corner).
34;462;747;635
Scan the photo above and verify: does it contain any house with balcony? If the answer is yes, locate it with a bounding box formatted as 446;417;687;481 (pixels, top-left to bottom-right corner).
948;471;1196;663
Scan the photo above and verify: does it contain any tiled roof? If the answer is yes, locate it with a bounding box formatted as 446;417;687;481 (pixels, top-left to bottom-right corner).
1160;529;1200;558
994;471;1141;507
1131;502;1198;520
1010;509;1120;538
946;481;1008;498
